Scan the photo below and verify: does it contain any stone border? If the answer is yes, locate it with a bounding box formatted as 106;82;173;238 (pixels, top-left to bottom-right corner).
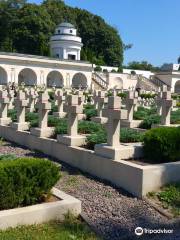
0;187;81;230
0;125;180;198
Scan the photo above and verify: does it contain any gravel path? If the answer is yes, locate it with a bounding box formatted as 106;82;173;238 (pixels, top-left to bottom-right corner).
0;141;179;240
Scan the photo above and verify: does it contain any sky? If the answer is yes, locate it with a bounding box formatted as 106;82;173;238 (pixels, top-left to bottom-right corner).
32;0;180;67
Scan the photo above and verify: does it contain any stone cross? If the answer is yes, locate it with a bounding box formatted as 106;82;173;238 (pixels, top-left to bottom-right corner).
106;96;127;146
26;88;37;112
91;90;108;124
53;89;66;118
125;91;138;122
37;92;51;129
67;95;82;136
57;94;86;146
161;89;173;125
156;85;167;115
12;90;29;130
31;91;54;137
0;90;12;125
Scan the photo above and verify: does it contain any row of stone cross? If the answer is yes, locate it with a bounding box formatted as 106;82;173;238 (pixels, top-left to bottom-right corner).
0;85;175;149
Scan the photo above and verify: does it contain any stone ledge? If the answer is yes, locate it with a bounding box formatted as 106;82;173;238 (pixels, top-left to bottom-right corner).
0;187;81;230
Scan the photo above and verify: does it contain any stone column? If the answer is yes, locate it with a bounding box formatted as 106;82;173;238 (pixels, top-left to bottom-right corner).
57;95;86;146
53;89;66;118
11;90;29;131
31;91;54;137
91;91;108;124
0;90;12;125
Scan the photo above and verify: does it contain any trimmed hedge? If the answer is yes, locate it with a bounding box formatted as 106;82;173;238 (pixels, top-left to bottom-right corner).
171;109;180;124
140;114;161;129
143;127;180;163
0;158;60;210
86;128;144;150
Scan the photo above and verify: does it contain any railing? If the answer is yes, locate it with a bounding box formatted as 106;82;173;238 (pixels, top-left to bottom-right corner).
92;72;108;89
138;75;159;91
150;75;171;89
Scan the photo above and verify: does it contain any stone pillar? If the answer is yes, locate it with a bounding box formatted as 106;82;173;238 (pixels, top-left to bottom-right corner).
53;89;66;118
31;91;54;137
57;95;86;146
91;91;108;124
11;90;29;131
0;90;12;125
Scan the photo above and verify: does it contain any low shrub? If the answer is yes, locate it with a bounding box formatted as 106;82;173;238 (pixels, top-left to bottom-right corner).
133;106;157;120
143;127;180;163
83;105;97;120
8;109;17;122
0;157;60;210
0;154;17;161
140;114;161;129
86;128;144;150
171;109;180;124
78;121;103;134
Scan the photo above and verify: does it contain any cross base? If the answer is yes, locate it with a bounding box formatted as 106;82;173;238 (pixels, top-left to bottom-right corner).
91;116;108;124
11;122;30;131
95;143;143;160
121;120;143;128
57;135;86;146
0;118;12;126
31;127;54;138
53;112;67;118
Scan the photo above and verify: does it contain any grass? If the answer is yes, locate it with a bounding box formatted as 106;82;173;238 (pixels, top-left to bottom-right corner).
0;214;98;240
148;183;180;217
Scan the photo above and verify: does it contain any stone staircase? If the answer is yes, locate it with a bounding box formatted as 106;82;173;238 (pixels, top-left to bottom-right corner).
150;75;171;90
92;72;108;90
137;75;159;91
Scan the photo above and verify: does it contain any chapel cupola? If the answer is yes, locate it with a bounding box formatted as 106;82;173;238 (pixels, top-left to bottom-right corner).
50;22;83;61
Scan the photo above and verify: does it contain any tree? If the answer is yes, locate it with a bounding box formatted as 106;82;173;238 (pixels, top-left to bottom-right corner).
0;0;124;68
126;61;160;72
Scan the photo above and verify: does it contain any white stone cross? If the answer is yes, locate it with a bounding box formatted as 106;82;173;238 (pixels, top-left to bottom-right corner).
12;90;29;130
125;91;138;122
53;89;66;118
0;90;12;125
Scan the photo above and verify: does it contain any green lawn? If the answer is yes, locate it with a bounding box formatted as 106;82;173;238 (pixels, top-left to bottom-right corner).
0;217;98;240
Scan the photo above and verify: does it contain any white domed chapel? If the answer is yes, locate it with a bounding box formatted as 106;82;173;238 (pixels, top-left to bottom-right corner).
50;22;83;61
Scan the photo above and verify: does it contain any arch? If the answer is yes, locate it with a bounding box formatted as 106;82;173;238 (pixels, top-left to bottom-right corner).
113;77;123;89
72;73;87;89
0;66;8;85
174;80;180;93
47;71;64;88
18;68;37;86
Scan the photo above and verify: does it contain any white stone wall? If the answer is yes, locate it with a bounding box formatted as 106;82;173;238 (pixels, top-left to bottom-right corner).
0;53;92;88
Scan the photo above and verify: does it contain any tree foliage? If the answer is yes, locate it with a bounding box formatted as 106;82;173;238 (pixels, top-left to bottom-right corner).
0;0;123;67
125;61;160;72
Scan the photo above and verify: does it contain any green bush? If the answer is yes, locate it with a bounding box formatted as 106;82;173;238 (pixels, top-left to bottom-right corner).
140;114;161;129
86;128;144;150
48;91;54;101
83;105;97;120
143;127;180;163
133;106;157;120
0;157;60;210
171;109;180;124
78;121;103;134
8;109;17;122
